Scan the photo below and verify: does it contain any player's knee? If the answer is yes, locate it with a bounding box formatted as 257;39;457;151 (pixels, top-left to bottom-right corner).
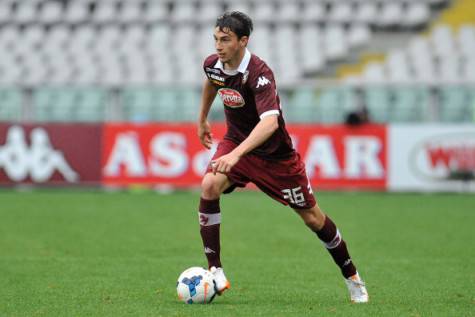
298;206;325;231
201;175;222;200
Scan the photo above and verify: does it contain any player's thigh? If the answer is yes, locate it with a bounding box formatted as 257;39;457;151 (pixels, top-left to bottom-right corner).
201;172;233;199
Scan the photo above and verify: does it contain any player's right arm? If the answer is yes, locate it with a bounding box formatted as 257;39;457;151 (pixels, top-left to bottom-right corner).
198;79;218;149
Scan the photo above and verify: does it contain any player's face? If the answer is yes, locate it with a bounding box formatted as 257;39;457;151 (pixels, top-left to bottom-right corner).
214;27;247;65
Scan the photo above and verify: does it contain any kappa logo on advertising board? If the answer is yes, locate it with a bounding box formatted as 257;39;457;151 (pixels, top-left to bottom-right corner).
409;133;475;181
0;126;79;183
217;88;245;108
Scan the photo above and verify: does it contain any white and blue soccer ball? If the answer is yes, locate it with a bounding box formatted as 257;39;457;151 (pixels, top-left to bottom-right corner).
176;267;216;304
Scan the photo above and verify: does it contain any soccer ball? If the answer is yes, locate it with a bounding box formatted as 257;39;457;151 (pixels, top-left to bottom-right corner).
176;267;216;304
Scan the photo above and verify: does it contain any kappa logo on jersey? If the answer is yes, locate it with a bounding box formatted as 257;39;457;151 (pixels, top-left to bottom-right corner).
218;88;245;108
209;74;225;82
256;76;270;88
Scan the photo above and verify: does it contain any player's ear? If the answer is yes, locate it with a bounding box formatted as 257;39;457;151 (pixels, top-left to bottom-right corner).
239;36;249;47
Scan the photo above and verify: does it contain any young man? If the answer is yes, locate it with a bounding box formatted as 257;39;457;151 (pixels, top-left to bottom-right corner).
197;11;369;303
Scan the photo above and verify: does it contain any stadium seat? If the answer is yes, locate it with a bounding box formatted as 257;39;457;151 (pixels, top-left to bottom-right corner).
386;50;412;84
40;1;63;24
324;25;348;61
144;2;168;23
119;1;142;24
277;2;300;23
348;24;371;48
431;25;456;57
172;2;195;23
225;1;251;17
0;2;12;24
378;2;403;28
93;2;117;24
0;0;471;124
254;2;275;23
403;3;430;28
197;2;223;24
64;1;88;24
302;2;325;22
329;3;353;24
457;25;475;58
355;2;377;25
14;1;37;24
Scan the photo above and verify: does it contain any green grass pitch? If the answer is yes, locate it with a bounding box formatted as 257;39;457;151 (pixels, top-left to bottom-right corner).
0;190;474;316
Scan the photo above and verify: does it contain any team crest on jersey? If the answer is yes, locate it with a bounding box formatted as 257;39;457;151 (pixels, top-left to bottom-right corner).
218;88;245;108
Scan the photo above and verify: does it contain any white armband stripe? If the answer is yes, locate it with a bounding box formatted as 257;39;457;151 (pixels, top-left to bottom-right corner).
259;110;280;120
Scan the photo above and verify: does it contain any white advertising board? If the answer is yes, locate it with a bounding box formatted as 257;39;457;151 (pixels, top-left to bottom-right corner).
389;125;475;192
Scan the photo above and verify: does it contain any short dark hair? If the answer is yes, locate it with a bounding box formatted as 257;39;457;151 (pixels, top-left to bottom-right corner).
215;11;253;39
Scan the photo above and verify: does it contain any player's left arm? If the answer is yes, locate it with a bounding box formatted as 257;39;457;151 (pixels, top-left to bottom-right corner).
211;114;278;174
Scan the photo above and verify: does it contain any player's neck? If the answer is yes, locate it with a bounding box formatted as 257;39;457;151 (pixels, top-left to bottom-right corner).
224;49;246;71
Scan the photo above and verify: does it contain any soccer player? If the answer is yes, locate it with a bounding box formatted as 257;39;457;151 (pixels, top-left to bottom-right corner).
197;11;369;303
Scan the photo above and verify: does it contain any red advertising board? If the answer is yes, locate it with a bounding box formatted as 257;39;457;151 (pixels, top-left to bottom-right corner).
102;123;227;187
289;124;387;189
102;123;387;189
0;124;102;185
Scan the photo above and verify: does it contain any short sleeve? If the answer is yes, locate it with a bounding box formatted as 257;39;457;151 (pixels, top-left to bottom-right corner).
250;66;280;119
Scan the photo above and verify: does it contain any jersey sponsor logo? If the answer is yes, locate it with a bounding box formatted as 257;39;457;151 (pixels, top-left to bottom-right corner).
256;76;270;88
210;79;225;86
205;67;221;74
218;88;245;108
209;74;225;82
208;73;225;86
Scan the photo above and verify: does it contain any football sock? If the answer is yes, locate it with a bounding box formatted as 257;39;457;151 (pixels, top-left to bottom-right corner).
199;197;222;269
315;216;357;278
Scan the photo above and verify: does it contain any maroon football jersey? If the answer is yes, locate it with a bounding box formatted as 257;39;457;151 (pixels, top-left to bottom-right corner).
203;49;295;160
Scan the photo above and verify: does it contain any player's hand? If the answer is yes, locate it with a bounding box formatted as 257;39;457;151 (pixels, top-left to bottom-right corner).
198;121;213;149
211;152;240;175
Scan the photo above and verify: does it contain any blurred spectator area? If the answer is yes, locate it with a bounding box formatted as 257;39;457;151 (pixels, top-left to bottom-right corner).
0;0;474;123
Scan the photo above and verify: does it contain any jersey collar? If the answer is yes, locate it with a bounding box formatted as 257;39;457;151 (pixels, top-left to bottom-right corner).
214;48;251;74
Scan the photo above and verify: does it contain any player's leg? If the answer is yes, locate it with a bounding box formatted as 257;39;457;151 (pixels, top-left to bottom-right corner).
246;151;368;302
294;205;369;303
199;172;232;268
294;204;356;277
199;172;232;294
